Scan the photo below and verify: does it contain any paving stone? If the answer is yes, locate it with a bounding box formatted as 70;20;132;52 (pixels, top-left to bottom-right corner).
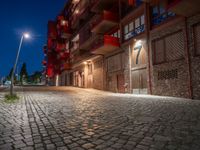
1;86;200;150
82;143;95;149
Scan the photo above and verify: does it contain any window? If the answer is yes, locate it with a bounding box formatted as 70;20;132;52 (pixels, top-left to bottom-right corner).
135;18;140;28
194;23;200;56
124;25;128;34
141;15;145;25
151;2;175;26
153;31;184;64
129;22;134;31
111;29;120;38
124;14;145;41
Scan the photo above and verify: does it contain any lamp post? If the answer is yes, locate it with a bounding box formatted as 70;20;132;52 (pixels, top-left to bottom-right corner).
10;33;30;96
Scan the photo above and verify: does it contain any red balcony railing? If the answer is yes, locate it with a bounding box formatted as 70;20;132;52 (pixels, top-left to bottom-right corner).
47;38;56;51
47;65;54;77
59;51;70;60
91;35;120;54
55;42;66;52
91;10;118;34
48;21;57;39
57;16;72;39
61;63;71;71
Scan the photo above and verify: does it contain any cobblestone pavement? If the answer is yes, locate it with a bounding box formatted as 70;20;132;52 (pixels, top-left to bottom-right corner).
1;86;200;150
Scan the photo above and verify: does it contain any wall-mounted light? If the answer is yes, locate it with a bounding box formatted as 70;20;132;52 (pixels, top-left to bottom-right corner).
75;9;79;14
73;0;79;3
134;40;142;48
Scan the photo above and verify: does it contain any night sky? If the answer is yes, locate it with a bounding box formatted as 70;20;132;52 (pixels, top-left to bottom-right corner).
0;0;67;79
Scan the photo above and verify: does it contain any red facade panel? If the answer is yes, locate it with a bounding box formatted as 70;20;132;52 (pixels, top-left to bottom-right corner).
48;21;57;39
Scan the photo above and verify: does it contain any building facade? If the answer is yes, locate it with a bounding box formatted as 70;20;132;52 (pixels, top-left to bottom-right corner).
44;0;200;99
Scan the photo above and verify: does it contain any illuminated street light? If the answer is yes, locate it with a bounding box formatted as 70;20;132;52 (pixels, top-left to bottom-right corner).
24;33;30;39
10;33;30;95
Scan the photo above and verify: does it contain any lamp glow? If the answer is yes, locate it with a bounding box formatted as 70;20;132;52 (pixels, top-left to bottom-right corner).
23;33;30;38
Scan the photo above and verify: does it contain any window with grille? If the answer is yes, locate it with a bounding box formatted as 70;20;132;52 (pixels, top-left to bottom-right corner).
158;69;178;80
123;14;145;41
194;23;200;56
151;1;176;26
153;31;184;64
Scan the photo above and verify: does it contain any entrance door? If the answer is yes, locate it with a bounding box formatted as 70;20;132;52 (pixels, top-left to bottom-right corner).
117;74;125;93
132;68;147;94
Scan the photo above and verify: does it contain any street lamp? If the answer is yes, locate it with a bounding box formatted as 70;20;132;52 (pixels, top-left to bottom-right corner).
10;32;30;96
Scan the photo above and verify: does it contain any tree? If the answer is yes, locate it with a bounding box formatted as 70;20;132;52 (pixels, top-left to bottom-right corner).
6;68;13;80
28;71;42;84
20;63;28;84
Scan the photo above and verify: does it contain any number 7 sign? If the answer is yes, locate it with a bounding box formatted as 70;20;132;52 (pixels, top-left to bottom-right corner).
134;45;142;64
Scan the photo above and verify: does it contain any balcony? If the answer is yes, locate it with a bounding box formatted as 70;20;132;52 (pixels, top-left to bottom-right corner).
59;51;70;60
57;24;72;39
91;11;118;34
70;0;90;29
167;0;200;17
48;21;57;39
42;60;47;66
57;15;72;39
43;45;47;54
91;0;116;12
55;42;67;53
47;38;56;51
79;24;99;50
61;63;71;71
121;0;143;18
91;35;120;54
47;66;54;77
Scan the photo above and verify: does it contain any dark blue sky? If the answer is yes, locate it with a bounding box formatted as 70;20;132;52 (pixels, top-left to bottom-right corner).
0;0;66;78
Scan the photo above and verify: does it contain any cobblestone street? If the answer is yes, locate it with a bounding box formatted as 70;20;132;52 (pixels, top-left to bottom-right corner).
1;86;200;150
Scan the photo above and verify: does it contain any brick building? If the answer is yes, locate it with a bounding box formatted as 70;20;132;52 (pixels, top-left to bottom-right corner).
44;0;200;99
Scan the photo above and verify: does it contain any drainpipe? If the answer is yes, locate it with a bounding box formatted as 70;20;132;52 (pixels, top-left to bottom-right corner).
129;45;132;93
145;2;152;95
184;17;193;99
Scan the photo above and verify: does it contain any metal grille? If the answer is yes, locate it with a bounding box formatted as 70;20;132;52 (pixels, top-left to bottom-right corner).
194;24;200;55
154;39;165;64
165;31;184;61
158;69;178;80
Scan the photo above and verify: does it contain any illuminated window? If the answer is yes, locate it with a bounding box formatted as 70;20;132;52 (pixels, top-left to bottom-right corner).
123;14;145;41
151;2;175;26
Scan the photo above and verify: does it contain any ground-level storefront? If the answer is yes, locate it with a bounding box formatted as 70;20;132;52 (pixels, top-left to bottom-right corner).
49;15;200;99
